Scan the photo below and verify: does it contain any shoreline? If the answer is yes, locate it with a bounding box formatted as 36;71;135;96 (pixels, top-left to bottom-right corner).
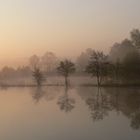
1;83;140;88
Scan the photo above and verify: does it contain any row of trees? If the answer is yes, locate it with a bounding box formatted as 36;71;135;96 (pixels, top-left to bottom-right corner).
32;29;140;87
76;29;140;86
0;28;140;86
0;66;31;80
29;52;59;73
33;28;140;87
32;59;76;86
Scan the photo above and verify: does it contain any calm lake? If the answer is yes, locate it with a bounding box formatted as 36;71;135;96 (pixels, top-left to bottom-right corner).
0;86;140;140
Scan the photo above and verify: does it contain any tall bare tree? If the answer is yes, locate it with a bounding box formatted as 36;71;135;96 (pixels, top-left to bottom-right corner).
32;67;45;87
41;52;58;73
57;60;76;86
86;51;109;86
29;55;45;86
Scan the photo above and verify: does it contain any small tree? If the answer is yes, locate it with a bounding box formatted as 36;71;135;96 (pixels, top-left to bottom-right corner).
33;67;45;86
86;51;109;86
57;60;76;86
29;55;45;86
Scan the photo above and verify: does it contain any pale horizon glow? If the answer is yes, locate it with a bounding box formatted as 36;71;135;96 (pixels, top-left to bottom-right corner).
0;0;140;68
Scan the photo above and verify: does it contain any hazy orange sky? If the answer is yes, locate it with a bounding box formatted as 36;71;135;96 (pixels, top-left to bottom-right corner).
0;0;140;68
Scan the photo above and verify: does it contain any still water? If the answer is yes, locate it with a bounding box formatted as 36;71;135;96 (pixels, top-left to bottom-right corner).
0;86;140;140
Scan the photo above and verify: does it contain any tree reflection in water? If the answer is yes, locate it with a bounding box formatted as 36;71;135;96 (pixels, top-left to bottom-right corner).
106;88;140;130
77;87;140;130
86;87;113;121
57;86;75;113
31;86;61;103
30;85;140;130
32;87;46;103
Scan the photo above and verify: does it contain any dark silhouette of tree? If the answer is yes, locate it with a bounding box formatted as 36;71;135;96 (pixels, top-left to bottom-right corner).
86;50;109;86
109;39;134;63
33;67;45;86
113;59;121;83
108;30;140;84
57;86;75;113
29;55;45;86
57;60;76;86
107;59;122;84
122;50;140;83
130;29;140;48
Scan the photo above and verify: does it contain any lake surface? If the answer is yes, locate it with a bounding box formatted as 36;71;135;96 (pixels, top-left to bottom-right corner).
0;86;140;140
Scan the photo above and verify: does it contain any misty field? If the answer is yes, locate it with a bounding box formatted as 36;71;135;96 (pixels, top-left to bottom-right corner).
0;76;96;86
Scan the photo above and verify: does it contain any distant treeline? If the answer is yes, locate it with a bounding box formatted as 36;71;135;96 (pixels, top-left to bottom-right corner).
78;29;140;85
0;66;31;80
0;28;140;86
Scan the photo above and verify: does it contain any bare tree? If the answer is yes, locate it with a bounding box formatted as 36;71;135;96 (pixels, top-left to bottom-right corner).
32;67;45;87
131;29;140;48
86;51;109;86
29;55;40;70
29;55;45;86
57;60;76;86
41;52;59;73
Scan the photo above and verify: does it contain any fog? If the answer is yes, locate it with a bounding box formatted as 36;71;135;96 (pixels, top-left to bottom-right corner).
1;0;140;68
0;1;140;140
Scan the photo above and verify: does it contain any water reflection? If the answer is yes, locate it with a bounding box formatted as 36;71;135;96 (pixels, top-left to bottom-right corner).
31;86;62;103
77;87;140;130
30;86;140;130
31;87;46;103
106;88;140;130
57;86;75;113
1;86;140;140
86;88;113;122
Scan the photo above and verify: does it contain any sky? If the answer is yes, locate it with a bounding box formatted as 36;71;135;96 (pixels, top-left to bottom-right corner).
0;0;140;68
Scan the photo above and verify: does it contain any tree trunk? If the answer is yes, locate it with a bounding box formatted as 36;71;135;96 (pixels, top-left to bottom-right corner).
97;76;100;86
37;80;41;87
65;76;68;86
96;70;101;86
